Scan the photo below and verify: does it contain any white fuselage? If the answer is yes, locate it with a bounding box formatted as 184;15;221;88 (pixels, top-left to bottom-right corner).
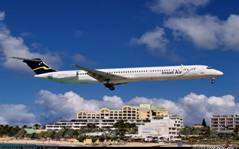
34;65;223;84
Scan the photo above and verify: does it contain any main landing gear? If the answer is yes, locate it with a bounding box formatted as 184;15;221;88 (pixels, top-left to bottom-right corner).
104;83;115;91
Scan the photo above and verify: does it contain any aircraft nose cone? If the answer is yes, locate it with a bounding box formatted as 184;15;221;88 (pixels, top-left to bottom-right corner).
217;70;224;76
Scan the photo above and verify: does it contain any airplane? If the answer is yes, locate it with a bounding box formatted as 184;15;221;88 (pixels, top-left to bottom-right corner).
12;57;224;91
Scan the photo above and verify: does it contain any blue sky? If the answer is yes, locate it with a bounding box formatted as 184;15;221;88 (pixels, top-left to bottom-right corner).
0;0;239;125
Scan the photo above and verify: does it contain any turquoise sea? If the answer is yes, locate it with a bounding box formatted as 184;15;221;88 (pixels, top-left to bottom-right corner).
0;143;60;149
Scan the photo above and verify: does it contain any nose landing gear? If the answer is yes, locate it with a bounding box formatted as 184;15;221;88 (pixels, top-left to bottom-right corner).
210;77;216;84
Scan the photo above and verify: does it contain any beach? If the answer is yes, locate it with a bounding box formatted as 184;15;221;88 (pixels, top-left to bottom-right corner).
0;137;233;147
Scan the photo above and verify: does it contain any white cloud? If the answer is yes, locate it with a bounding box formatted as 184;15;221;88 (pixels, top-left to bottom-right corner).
131;27;168;54
129;96;183;116
0;12;61;71
102;95;124;109
0;104;36;125
180;93;239;125
207;95;235;107
165;14;239;50
131;27;182;62
0;11;5;21
35;90;125;123
35;90;239;126
129;93;239;125
149;0;210;15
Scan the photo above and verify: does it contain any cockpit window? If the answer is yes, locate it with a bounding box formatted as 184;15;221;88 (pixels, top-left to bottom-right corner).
207;66;213;69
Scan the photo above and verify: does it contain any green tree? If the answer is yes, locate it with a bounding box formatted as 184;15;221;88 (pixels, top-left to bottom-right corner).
200;126;210;137
44;130;57;139
80;124;99;134
22;125;28;128
30;133;39;139
72;130;80;138
202;119;207;127
99;135;105;142
113;120;125;128
209;129;218;139
191;128;201;135
180;126;192;138
91;136;98;143
0;125;21;137
56;129;65;139
33;124;41;129
63;129;76;138
113;120;126;137
113;120;136;139
77;135;86;142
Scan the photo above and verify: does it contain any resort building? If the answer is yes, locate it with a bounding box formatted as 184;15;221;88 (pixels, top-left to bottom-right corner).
46;104;169;130
138;114;183;141
45;104;183;140
210;114;239;133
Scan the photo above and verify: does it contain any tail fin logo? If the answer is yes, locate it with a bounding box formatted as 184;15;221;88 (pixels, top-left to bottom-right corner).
33;66;51;71
11;57;56;74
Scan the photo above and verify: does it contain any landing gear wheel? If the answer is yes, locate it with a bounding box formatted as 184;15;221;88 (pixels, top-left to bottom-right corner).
210;77;216;84
104;83;115;91
109;86;115;91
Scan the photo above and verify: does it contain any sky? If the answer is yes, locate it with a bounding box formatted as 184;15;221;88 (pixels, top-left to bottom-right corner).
0;0;239;126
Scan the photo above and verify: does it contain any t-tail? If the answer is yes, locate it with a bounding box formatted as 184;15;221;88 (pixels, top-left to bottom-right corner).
11;57;56;74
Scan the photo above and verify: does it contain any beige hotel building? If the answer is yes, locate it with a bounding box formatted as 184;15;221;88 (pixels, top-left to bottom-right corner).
46;104;170;129
46;104;183;140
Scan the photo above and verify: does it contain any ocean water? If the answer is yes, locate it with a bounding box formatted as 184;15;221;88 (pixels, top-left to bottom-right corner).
0;143;58;149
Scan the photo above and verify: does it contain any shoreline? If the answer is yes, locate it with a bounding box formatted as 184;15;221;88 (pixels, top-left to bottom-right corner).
0;137;236;147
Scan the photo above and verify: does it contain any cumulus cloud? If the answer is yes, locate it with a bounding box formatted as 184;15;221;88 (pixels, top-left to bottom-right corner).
102;95;124;109
165;14;239;50
131;93;239;125
0;11;61;71
180;93;239;125
131;27;168;53
2;91;237;126
0;104;36;125
149;0;210;15
35;90;125;123
0;11;5;21
35;90;239;125
129;93;239;125
142;0;239;53
131;27;182;62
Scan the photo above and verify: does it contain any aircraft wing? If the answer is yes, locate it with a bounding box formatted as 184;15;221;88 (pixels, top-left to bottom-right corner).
74;64;127;84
